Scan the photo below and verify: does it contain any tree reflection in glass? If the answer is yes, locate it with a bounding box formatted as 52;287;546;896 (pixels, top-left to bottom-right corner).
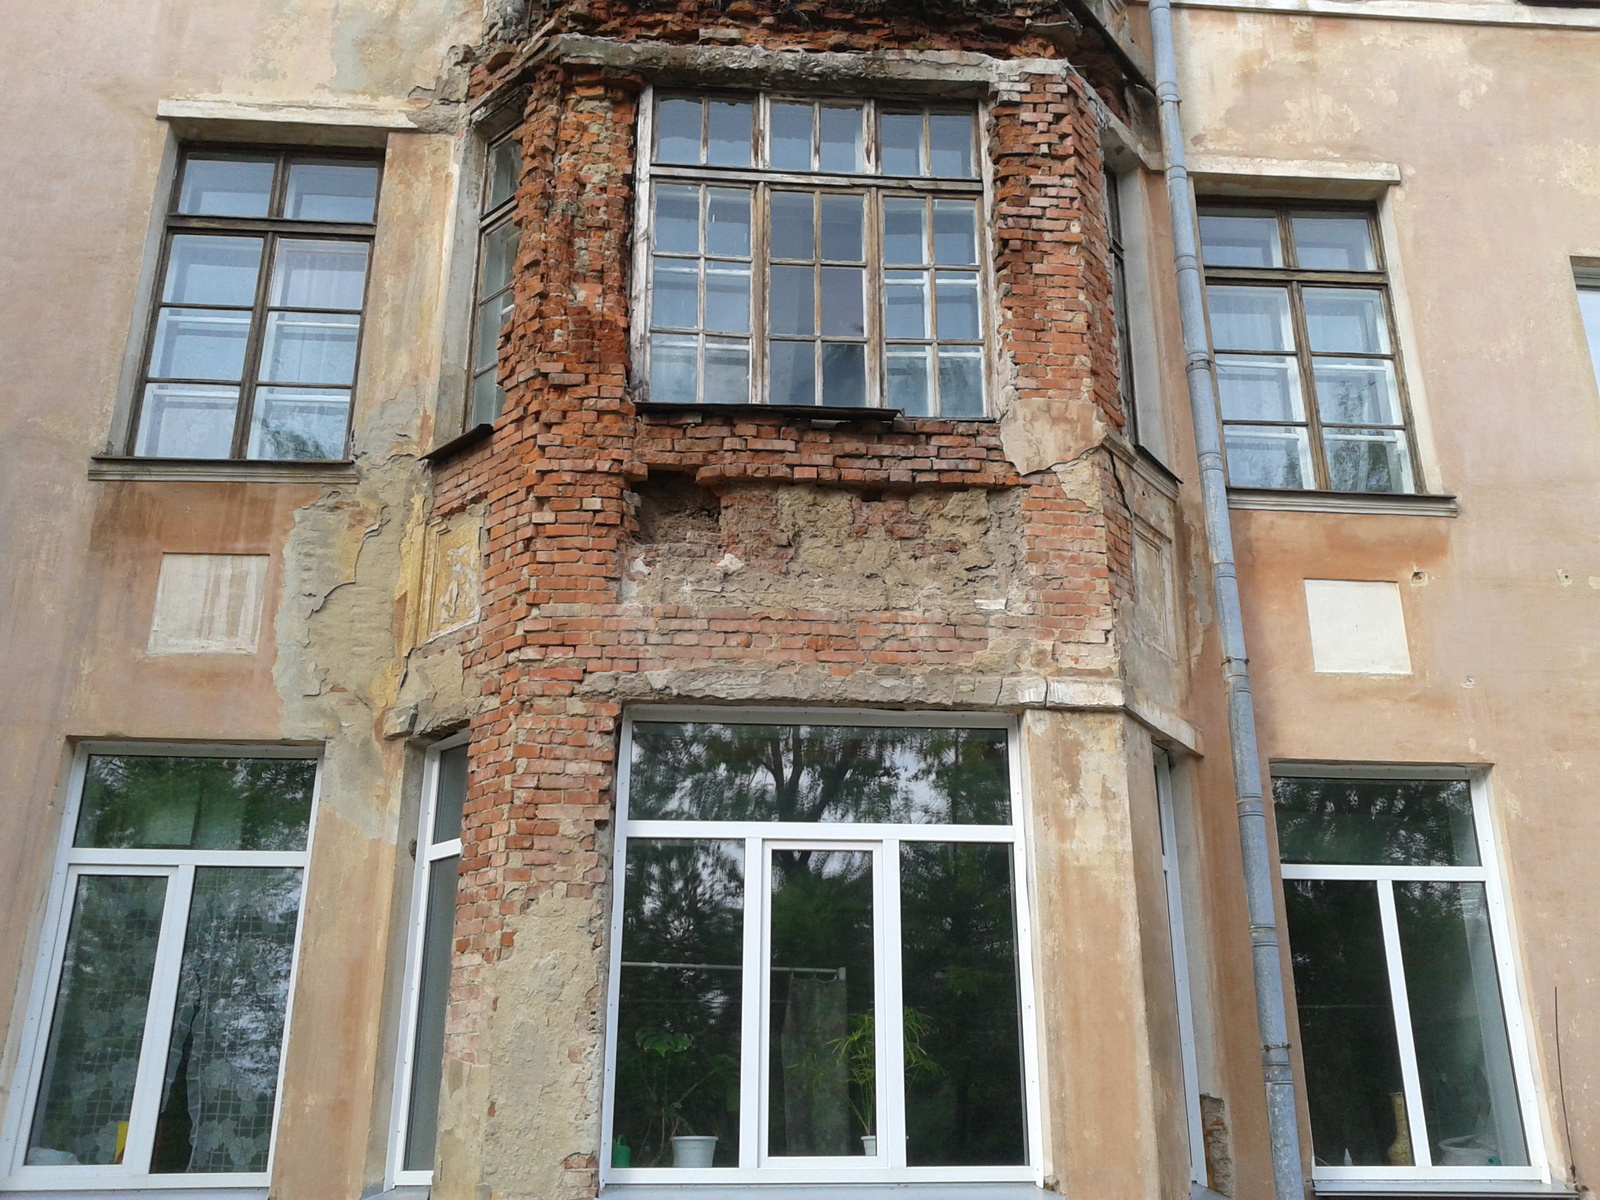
1274;777;1477;867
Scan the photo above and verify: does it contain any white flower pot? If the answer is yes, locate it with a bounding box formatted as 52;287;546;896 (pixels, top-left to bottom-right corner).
860;1135;878;1156
671;1135;718;1168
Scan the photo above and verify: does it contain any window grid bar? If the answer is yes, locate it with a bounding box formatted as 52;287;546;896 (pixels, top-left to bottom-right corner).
1376;878;1434;1169
738;835;764;1170
877;838;907;1169
621;820;1017;842
121;863;195;1175
1279;862;1487;882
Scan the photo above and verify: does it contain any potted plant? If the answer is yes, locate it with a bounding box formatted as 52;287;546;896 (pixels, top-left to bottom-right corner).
830;1007;941;1156
632;1028;735;1167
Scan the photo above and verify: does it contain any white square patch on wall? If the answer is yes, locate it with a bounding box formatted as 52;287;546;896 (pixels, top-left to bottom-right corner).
1303;579;1412;675
148;554;269;655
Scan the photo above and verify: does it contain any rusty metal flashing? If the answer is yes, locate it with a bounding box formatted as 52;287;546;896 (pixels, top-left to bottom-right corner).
422;421;495;463
88;455;359;483
1227;487;1460;516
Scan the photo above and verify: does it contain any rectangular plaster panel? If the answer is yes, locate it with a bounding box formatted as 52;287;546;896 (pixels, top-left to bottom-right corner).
1303;579;1411;675
148;553;268;654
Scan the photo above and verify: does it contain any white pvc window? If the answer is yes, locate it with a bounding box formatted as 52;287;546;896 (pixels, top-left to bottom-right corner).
1;747;318;1191
602;710;1040;1186
1274;768;1546;1187
1575;272;1600;398
389;737;468;1186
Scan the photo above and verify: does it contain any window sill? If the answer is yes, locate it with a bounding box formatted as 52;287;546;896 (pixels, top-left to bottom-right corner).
1312;1181;1577;1198
1227;487;1459;517
88;456;358;484
0;1188;266;1199
602;1184;1046;1199
422;422;495;464
637;402;914;424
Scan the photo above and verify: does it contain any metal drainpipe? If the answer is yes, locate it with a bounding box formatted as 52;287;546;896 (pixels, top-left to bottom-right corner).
1142;1;1306;1196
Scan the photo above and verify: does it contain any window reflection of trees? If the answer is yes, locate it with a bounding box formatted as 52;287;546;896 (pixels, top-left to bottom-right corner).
1273;777;1477;866
77;757;316;852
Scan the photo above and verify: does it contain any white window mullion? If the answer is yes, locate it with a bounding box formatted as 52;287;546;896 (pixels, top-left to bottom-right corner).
877;839;906;1168
740;835;765;1169
122;863;194;1174
1376;878;1432;1169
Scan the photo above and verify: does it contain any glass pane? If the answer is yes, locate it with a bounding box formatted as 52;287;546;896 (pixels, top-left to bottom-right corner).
433;745;469;845
179;157;274;217
270;240;369;310
819;106;864;174
1326;427;1415;494
1273;777;1479;867
1396;882;1528;1167
885;271;929;339
821;342;866;407
1198;210;1283;268
1208;285;1293;352
485;135;521;212
902;843;1025;1165
1216;354;1304;422
135;383;239;458
883;197;927;265
1579;287;1600;394
703;338;750;404
629;724;1010;823
247;387;350;460
820;194;863;262
77;756;317;851
770;102;814;171
932;200;977;266
150;309;251;381
936;274;980;341
937;348;984;417
1223;424;1313;489
650;334;698;403
656;98;702;164
652;259;700;330
768;848;874;1157
474;289;514;372
163;236;263;306
820;268;863;337
614;840;744;1168
27;875;166;1167
769;265;815;337
770;192;815;261
707;100;753;168
285;162;379;223
769;340;816;407
470;371;504;426
403;854;459;1172
705;188;751;257
149;867;302;1173
1314;358;1401;425
479;221;518;299
654;185;700;255
928;113;975;178
704;263;750;334
886;346;932;416
881;111;924;176
259;311;360;385
1293;215;1376;271
1304;288;1390;354
1283;879;1408;1168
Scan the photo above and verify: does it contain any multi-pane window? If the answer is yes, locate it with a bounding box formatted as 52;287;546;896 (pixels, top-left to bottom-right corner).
468;134;521;426
390;741;467;1184
1275;773;1541;1184
605;715;1035;1183
1107;172;1140;443
1199;204;1418;493
642;95;988;416
132;149;379;461
10;751;316;1186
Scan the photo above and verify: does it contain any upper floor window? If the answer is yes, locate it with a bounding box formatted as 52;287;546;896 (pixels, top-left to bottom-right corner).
131;148;380;461
1199;203;1418;494
1575;269;1600;397
468;133;521;426
1107;171;1139;443
640;94;988;417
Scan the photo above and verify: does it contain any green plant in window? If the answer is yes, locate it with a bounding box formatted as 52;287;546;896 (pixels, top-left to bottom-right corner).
633;1027;737;1155
828;1007;942;1136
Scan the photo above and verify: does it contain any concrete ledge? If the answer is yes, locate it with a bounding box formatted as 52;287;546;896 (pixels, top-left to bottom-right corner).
1190;154;1402;200
157;98;423;147
89;456;359;484
1172;0;1600;29
604;1185;1047;1200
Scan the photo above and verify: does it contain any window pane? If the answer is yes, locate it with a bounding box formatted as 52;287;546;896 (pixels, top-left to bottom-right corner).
706;99;753;168
149;867;302;1174
76;756;317;852
1293;215;1376;271
1283;879;1408;1167
163;236;263;306
770;192;815;261
651;259;700;330
704;263;750;334
135;383;240;458
1580;287;1600;394
433;745;469;845
614;840;744;1168
885;271;930;339
1395;881;1528;1167
821;342;866;407
485;136;521;212
1215;354;1304;423
705;188;751;258
474;289;514;373
769;340;816;406
1223;424;1313;489
259;311;361;385
882;197;927;265
770;102;814;171
247;387;351;460
1208;285;1293;352
1326;427;1414;494
936;274;980;341
820;268;864;337
150;309;251;381
937;348;984;417
1304;287;1390;354
656;98;702;164
703;338;750;404
1273;777;1479;867
628;724;1010;824
479;221;518;299
650;334;698;403
654;185;700;255
928;113;975;179
768;848;874;1158
769;265;815;337
1314;358;1402;425
932;200;977;266
886;345;932;416
819;105;864;174
27;875;167;1167
285;162;379;223
1199;210;1283;268
178;157;274;217
902;843;1025;1166
819;194;863;262
270;240;369;310
470;371;504;426
403;854;459;1173
881;111;924;176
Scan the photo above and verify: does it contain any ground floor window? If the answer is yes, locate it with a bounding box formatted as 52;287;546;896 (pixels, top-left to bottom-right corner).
603;713;1037;1184
7;749;317;1187
1275;769;1544;1185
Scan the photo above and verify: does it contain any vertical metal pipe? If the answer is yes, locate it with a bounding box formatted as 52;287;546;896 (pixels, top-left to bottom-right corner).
1142;3;1306;1196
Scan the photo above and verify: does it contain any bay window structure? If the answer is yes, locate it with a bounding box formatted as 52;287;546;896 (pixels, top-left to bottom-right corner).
1274;770;1544;1186
467;133;521;426
638;94;989;416
131;147;379;461
604;714;1037;1185
4;750;317;1188
1199;203;1419;493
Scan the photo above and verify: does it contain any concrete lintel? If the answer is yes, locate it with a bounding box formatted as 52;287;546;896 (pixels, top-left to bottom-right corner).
1189;153;1402;200
157;98;423;147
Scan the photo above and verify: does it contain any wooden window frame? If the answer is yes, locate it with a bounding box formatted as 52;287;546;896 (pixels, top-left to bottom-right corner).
465;132;521;428
1106;169;1140;444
